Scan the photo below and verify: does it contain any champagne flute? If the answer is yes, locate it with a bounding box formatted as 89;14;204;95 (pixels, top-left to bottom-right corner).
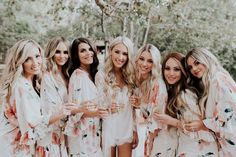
97;94;109;118
116;90;125;113
131;87;142;108
183;113;196;139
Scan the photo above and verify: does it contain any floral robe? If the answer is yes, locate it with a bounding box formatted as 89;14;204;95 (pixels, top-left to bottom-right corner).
203;71;236;157
177;89;218;157
140;77;178;157
64;69;102;157
1;75;50;157
40;72;68;157
0;85;20;157
95;70;137;157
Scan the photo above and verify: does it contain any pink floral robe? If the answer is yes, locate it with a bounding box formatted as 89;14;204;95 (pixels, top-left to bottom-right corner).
140;77;178;157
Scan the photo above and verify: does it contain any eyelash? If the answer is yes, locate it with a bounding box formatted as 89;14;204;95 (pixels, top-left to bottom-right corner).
194;61;200;66
56;50;68;54
165;67;180;71
139;57;144;61
139;58;153;63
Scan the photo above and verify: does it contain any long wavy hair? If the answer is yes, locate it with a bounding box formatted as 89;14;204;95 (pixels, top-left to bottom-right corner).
162;52;193;118
44;36;70;83
0;39;44;102
104;36;136;90
185;48;226;118
69;37;99;82
135;44;162;103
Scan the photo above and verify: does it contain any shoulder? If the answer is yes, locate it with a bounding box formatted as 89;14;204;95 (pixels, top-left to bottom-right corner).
210;71;236;96
96;69;105;76
155;77;167;90
13;76;33;95
151;77;167;95
95;69;105;79
42;71;52;82
71;69;87;78
211;71;235;88
181;89;198;101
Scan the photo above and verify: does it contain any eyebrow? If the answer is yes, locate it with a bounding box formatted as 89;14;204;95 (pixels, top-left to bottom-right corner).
114;48;128;53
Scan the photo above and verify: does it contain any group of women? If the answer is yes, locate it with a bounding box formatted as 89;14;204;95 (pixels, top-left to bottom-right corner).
0;36;235;157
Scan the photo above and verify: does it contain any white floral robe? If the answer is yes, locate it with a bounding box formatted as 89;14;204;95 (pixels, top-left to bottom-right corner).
203;71;236;157
64;69;102;157
1;75;50;157
95;70;136;157
140;78;178;157
40;72;68;157
177;89;218;157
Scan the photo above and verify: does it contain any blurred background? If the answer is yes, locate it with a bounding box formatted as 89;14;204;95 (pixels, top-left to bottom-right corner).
0;0;236;79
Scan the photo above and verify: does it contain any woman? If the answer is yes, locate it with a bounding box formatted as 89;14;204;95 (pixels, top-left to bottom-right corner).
131;45;177;157
155;52;218;156
40;36;71;156
0;39;71;157
185;48;236;157
64;37;104;157
95;36;138;157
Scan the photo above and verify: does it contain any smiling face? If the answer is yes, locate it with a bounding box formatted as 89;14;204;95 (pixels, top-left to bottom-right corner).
23;46;42;80
53;42;69;68
187;56;206;79
111;43;128;70
78;42;94;68
137;50;153;78
164;58;182;85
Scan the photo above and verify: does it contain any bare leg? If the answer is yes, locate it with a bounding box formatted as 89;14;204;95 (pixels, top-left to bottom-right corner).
118;143;132;157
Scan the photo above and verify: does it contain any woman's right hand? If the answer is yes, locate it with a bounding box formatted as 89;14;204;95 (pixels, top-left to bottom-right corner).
63;102;86;115
129;95;140;108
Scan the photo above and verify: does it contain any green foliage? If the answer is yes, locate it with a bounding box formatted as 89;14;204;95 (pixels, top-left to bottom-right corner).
0;0;236;79
0;21;35;63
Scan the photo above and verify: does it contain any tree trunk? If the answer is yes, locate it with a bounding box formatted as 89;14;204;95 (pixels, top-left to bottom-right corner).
143;7;152;45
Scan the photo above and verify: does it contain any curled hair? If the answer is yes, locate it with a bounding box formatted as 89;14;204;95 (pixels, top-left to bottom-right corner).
0;39;44;102
162;52;191;118
69;37;99;82
44;36;70;82
185;48;226;118
135;44;162;102
104;36;136;90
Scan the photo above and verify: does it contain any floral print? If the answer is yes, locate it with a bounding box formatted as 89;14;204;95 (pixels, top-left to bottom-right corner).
40;72;69;157
140;78;178;157
64;69;102;157
176;89;218;157
203;71;236;157
0;75;50;157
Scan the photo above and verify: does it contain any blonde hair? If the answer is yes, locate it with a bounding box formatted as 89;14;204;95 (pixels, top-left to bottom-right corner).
186;47;226;118
104;36;136;90
44;36;70;81
0;39;44;102
135;44;162;102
